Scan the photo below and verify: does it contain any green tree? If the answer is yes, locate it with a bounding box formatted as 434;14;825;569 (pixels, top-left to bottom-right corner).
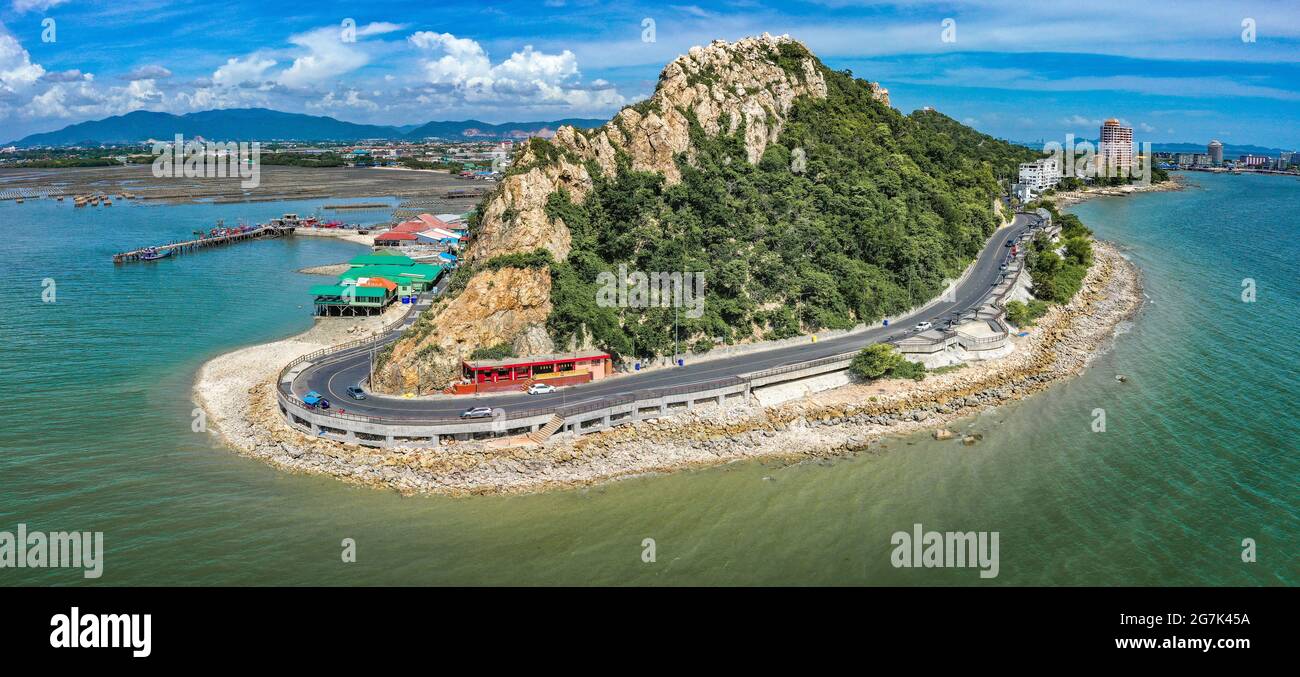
849;343;926;381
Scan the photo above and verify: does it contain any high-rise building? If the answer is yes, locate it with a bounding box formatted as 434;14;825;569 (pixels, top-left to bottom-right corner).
1099;119;1133;174
1207;140;1224;166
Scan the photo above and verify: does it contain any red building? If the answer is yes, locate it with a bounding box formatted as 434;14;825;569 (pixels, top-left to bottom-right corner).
391;220;431;233
375;231;418;246
455;350;612;394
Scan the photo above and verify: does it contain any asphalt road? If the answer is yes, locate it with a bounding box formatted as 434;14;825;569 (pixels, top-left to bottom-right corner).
294;212;1041;420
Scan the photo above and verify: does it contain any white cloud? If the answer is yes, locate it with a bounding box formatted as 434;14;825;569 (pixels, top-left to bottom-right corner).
212;55;276;87
408;32;492;85
42;68;89;83
120;65;173;81
0;32;45;93
12;0;70;13
1061;115;1101;127
308;88;379;112
278;26;369;88
407;32;625;113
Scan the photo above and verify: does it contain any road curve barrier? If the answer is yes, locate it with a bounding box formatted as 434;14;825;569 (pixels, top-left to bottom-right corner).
275;217;1045;448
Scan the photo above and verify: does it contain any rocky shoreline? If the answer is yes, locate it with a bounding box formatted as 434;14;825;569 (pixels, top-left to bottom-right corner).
1049;176;1185;208
196;238;1142;497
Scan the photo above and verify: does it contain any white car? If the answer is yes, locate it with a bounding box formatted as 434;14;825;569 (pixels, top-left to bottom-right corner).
527;383;557;395
914;321;933;332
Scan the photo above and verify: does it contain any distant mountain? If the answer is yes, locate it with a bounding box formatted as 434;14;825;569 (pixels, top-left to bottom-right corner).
7;108;610;147
9;109;402;147
403;118;607;140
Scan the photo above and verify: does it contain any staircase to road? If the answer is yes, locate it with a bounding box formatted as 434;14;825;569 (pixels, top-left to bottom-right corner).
527;414;566;444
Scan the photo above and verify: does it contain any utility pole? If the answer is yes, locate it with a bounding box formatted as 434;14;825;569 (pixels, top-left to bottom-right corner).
675;224;682;366
674;302;679;365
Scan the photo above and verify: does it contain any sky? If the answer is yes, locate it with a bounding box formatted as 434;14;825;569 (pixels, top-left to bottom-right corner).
1;0;1297;148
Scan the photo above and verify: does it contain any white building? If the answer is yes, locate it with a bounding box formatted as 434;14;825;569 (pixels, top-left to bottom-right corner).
1017;156;1061;194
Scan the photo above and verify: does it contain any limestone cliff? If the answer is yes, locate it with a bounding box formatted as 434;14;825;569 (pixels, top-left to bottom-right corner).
373;34;888;392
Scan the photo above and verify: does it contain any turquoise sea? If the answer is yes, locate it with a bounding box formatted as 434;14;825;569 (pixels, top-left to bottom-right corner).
0;172;1295;585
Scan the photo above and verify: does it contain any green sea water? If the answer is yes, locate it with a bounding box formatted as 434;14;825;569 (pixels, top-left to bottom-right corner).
0;173;1295;586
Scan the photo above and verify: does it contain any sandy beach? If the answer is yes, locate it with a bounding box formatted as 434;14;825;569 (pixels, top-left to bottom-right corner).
193;302;409;461
195;232;1142;496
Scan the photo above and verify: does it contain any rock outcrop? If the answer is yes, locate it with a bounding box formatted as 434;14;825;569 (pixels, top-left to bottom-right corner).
378;266;552;391
374;34;888;392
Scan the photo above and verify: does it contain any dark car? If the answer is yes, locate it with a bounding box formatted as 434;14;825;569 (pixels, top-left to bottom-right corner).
346;386;367;400
460;406;494;419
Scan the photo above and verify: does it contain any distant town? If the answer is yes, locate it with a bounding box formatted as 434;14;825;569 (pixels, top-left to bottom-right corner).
1013;118;1298;201
0;138;517;181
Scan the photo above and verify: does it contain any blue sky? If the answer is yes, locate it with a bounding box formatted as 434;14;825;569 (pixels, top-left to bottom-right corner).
1;0;1296;148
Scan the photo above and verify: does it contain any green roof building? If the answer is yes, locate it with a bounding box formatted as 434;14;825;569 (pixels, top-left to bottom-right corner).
310;284;393;316
339;263;444;292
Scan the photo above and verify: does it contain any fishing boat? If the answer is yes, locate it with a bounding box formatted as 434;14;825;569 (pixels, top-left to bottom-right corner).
139;247;173;261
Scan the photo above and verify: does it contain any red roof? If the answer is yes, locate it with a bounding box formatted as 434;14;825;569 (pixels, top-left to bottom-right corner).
391;221;430;233
463;350;611;371
375;231;417;241
417;213;453;229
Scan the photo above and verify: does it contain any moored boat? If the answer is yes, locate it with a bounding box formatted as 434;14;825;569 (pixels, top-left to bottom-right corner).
139;247;173;261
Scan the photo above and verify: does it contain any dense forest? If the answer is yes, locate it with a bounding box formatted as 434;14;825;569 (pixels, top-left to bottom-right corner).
534;57;1041;361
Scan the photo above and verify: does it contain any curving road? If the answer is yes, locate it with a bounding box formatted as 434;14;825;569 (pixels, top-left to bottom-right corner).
293;212;1042;420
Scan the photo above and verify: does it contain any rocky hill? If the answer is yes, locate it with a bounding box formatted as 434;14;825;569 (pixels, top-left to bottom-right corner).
372;34;1034;393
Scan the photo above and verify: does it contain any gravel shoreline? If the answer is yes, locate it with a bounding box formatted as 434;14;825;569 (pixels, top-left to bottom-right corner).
1049;176;1184;208
195;238;1143;496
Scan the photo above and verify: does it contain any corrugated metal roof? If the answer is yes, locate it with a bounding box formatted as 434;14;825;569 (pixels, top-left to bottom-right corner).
339;264;443;284
360;277;398;291
310;284;388;298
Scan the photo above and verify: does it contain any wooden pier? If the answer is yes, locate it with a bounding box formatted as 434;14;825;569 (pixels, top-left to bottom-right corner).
112;226;295;263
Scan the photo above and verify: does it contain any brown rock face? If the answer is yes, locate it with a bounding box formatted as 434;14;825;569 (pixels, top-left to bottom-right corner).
376;34;889;391
373;266;552;392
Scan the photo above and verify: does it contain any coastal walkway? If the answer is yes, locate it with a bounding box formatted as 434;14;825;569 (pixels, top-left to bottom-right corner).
112;225;295;263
